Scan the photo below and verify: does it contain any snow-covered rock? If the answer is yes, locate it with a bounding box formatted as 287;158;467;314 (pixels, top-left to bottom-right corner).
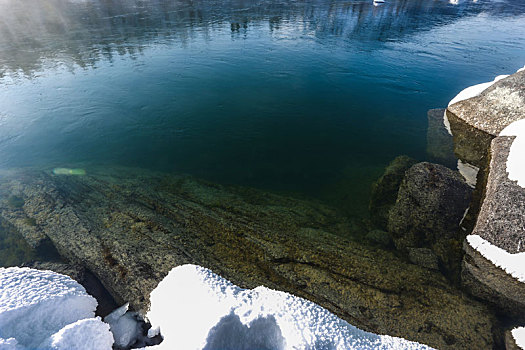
466;235;525;283
500;119;525;188
0;267;98;349
448;74;509;107
145;264;433;350
512;327;525;349
104;303;142;348
40;317;114;350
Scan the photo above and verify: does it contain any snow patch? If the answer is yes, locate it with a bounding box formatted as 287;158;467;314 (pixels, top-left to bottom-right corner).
500;119;525;188
448;74;509;107
466;235;525;283
40;317;114;350
145;264;433;350
0;267;98;349
457;160;479;188
512;327;525;349
443;110;453;136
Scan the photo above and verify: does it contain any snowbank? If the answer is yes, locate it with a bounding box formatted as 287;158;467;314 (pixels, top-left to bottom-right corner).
466;235;525;283
0;267;114;350
40;317;114;350
145;264;433;350
0;267;98;348
512;327;525;349
500;119;525;188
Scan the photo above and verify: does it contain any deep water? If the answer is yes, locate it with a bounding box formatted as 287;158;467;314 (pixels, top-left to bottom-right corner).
0;0;524;218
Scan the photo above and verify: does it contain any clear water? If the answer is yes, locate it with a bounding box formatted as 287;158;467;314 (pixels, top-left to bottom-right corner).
0;0;524;217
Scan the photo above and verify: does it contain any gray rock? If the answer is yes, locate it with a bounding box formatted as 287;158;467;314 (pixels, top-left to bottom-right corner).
461;137;525;321
365;229;393;248
469;137;525;253
426;108;456;168
369;156;416;230
447;71;525;137
388;162;472;275
407;248;439;271
0;166;496;349
505;329;521;350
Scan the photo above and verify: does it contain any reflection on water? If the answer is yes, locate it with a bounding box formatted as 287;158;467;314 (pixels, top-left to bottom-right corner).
1;0;524;76
0;0;524;217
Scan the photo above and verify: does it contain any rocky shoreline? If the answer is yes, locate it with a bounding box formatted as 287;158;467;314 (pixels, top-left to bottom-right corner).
0;166;496;349
0;68;523;349
445;67;525;348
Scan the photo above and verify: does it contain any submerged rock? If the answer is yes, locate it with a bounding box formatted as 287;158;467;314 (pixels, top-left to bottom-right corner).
365;229;393;248
0;166;496;349
388;162;472;275
426;108;456;168
369;155;416;230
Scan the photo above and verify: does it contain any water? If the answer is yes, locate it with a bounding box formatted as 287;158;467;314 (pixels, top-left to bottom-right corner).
0;0;524;218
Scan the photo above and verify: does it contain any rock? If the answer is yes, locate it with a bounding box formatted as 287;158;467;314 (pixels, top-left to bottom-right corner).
369;156;416;230
461;137;525;322
365;229;393;248
426;108;456;168
0;166;497;349
444;71;525;236
388;162;472;275
505;330;521;350
447;71;525;137
407;248;439;271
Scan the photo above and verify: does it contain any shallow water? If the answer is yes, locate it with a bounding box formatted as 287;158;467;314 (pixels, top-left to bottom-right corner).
0;0;524;217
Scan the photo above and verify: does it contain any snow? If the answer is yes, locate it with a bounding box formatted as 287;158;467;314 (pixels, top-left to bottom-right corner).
512;327;525;349
466;235;525;283
457;159;479;188
447;74;509;107
40;317;114;350
145;264;433;350
444;74;509;136
104;302;142;348
500;119;525;188
0;338;17;350
443;110;453;136
0;267;98;349
0;267;117;350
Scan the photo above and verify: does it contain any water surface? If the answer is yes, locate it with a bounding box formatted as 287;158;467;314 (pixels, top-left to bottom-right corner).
0;0;524;218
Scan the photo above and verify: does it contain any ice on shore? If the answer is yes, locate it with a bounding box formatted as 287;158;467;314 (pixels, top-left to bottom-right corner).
145;264;433;350
104;302;142;348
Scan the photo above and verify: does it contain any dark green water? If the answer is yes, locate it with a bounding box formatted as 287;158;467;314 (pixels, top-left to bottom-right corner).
0;0;524;218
